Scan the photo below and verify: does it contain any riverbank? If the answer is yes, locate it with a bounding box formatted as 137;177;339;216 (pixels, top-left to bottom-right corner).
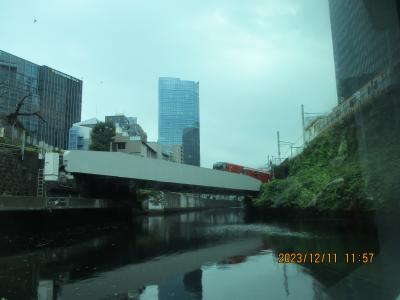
255;86;400;213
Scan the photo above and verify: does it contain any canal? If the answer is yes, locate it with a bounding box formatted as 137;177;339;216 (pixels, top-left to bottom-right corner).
0;208;399;300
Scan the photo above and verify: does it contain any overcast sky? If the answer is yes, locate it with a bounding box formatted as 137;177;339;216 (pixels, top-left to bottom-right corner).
0;0;337;168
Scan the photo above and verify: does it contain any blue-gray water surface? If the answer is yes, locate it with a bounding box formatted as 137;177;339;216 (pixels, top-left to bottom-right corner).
0;208;399;300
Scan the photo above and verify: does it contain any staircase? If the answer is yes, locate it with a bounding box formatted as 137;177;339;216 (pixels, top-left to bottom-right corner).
37;168;44;197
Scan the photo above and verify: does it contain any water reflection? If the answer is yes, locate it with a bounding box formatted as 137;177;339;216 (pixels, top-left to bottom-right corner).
0;209;399;300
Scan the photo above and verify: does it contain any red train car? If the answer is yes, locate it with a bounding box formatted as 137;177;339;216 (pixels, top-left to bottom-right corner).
213;162;271;183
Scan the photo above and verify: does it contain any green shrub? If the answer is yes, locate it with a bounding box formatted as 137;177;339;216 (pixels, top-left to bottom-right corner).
255;120;373;211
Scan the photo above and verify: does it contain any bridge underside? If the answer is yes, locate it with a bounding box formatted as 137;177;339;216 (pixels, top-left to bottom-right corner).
73;173;259;199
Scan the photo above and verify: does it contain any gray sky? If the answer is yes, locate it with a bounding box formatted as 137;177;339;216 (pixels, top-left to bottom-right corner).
0;0;337;168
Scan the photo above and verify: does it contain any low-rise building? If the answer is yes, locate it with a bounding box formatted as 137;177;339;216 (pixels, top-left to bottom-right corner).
111;135;179;161
68;118;99;150
169;145;184;163
106;113;147;141
146;142;169;160
111;134;158;159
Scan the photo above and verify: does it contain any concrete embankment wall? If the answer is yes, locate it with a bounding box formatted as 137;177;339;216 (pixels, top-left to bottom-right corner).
355;87;400;208
0;150;40;196
143;192;242;212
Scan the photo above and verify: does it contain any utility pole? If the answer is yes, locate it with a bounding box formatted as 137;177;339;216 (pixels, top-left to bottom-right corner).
271;155;275;179
277;130;281;163
301;104;306;145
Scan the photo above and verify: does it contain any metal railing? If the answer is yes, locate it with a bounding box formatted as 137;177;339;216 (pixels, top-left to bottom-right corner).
304;67;394;144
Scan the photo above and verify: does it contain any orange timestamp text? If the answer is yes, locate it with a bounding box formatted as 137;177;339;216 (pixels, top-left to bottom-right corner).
277;252;374;264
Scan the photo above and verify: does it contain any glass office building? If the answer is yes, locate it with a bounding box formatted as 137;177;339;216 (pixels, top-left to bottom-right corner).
158;77;200;166
39;66;82;149
0;50;82;149
328;0;400;100
68;118;99;151
68;126;83;150
182;125;200;166
0;50;40;135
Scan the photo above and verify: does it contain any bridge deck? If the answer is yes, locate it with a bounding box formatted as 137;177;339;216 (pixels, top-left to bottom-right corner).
63;151;261;194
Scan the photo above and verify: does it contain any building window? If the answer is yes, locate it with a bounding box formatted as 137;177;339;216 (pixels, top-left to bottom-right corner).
115;142;126;150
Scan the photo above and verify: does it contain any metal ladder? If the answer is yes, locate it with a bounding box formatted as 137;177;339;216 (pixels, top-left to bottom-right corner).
37;168;44;197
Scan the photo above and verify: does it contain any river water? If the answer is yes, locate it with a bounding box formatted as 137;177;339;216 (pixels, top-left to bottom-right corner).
0;208;399;300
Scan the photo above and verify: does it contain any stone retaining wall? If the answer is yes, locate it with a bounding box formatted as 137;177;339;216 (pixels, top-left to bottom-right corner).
0;150;41;196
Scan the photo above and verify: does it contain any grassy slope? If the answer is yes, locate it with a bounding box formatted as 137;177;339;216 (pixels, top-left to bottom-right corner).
255;120;376;212
256;87;400;212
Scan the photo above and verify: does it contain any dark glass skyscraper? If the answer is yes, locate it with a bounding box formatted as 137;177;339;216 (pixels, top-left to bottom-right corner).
183;125;200;166
158;77;200;166
39;66;82;149
328;0;400;100
0;50;82;149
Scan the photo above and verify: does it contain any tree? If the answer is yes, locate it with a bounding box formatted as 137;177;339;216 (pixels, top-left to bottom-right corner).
6;94;45;129
90;121;116;151
0;84;46;143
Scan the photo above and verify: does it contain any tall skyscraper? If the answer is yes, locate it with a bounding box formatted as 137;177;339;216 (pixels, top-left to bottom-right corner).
39;66;82;149
328;0;400;101
0;50;82;149
0;51;40;137
158;77;200;166
183;125;200;166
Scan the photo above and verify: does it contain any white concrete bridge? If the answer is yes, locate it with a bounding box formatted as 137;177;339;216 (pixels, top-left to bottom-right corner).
62;151;261;196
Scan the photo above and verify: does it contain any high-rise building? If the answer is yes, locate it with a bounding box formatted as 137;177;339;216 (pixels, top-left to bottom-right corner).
38;66;82;149
183;125;200;166
0;50;82;149
328;0;400;100
158;77;200;166
0;51;40;138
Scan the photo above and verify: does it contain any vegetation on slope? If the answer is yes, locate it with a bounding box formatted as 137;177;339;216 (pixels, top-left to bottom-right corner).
255;120;378;211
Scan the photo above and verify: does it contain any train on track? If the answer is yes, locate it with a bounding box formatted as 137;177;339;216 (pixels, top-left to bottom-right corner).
213;162;271;183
